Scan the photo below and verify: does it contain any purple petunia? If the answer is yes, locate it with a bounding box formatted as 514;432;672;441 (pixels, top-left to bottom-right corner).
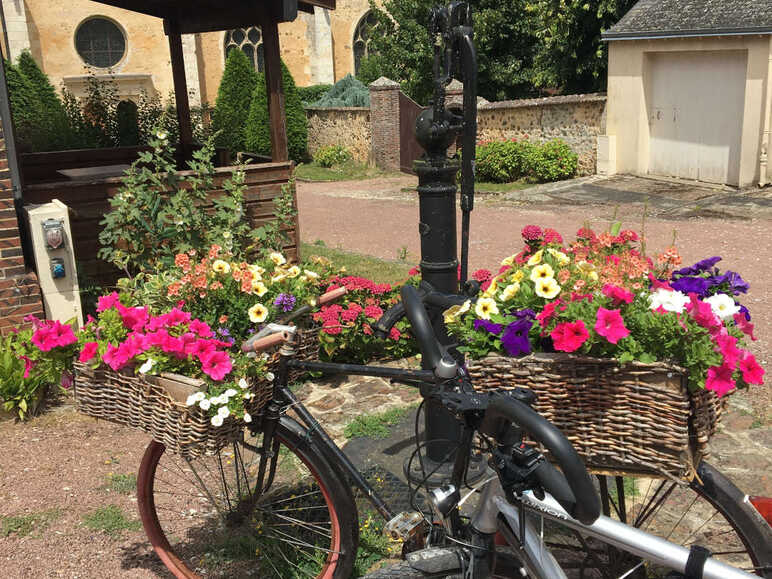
674;256;722;276
474;319;503;335
274;293;297;312
501;319;533;357
670;276;711;297
710;271;750;295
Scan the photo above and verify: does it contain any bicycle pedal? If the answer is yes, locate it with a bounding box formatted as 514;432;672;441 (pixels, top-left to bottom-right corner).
384;511;427;541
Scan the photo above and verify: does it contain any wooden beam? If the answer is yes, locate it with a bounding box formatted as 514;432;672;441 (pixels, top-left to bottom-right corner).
261;18;289;162
165;20;194;150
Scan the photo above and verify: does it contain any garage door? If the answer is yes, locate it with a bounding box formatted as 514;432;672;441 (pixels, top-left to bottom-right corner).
648;51;746;185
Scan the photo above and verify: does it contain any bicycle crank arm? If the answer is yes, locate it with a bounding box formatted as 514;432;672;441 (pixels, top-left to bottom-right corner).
495;492;758;579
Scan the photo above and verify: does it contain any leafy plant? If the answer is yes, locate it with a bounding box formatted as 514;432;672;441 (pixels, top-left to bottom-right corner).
213;49;259;154
103;473;137;495
244;60;308;162
98;133;257;274
1;509;62;538
82;505;141;538
313;145;353;168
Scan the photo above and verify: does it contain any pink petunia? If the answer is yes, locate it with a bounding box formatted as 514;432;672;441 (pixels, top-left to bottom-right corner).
738;352;765;385
647;273;671;291
164;308;191;327
32;321;77;352
96;292;121;313
117;304;149;332
536;301;560;329
31;326;54;351
199;350;232;381
705;364;736;397
714;330;741;369
189;319;214;338
687;294;721;333
733;313;756;341
185;339;217;359
594;308;630;344
20;355;35;379
103;344;130;371
550;320;589;352
602;284;634;306
79;342;99;363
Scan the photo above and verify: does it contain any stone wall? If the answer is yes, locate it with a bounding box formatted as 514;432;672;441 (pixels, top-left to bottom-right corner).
305;107;371;163
478;94;607;176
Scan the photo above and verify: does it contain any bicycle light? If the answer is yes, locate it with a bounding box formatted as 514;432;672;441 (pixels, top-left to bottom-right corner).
431;484;460;517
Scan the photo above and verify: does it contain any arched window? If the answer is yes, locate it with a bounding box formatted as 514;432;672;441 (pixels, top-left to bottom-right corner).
75;17;126;68
353;11;377;75
225;27;264;72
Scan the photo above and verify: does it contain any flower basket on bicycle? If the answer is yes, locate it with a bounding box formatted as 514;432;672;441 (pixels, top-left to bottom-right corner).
467;353;725;479
73;362;273;457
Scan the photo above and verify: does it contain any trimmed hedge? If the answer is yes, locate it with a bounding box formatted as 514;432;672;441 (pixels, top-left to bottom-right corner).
244;60;307;162
475;139;578;184
298;84;332;105
212;49;259;154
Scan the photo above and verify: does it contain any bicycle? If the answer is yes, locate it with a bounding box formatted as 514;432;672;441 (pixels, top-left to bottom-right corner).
135;282;772;578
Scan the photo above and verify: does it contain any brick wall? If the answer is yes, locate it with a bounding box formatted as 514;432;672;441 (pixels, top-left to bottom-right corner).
0;119;44;335
368;77;402;172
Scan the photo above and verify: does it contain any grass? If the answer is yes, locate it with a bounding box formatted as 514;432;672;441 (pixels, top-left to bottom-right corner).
301;242;413;285
1;508;62;538
353;512;397;577
102;473;137;494
344;406;412;439
295;160;392;182
82;505;141;538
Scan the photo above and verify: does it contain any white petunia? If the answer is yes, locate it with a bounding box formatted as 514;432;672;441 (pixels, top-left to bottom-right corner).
211;414;224;427
238;378;249;389
243;392;255;400
265;372;275;382
225;388;238;398
218;406;230;418
185;393;198;406
704;293;741;320
243;412;252;423
648;288;690;313
138;358;156;375
199;399;211;411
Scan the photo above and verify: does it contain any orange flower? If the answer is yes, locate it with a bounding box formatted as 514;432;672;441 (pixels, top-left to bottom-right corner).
167;282;182;297
174;253;191;272
219;315;228;324
193;275;208;289
241;278;252;293
209;244;222;259
210;281;223;290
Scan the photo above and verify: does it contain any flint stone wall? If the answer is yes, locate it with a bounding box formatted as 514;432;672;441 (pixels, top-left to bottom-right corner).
305;107;371;164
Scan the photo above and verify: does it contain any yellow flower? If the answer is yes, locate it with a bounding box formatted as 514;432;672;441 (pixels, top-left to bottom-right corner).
303;269;319;281
269;252;286;266
482;277;500;298
588;271;599;282
499;282;520;301
475;297;499;320
443;300;470;324
252;281;268;297
286;265;301;278
529;264;555;283
534;278;561;299
576;260;596;275
526;250;544;266
248;303;269;323
501;254;517;267
249;266;262;282
212;259;231;274
547;248;570;266
510;269;525;283
271;272;287;284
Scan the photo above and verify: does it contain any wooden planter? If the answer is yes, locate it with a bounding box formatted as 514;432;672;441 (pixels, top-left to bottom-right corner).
466;353;726;479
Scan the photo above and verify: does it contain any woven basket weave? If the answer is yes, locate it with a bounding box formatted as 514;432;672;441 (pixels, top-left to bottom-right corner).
467;353;726;479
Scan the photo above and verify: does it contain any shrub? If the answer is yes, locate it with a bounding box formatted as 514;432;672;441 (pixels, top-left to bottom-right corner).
115;100;140;146
212;49;259;154
313;145;352;168
244;60;308;162
3;58;41;152
524;139;579;183
16;51;71;150
298;83;332;105
311;74;369;107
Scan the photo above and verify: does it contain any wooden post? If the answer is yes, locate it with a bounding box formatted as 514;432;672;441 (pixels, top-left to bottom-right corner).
165;19;194;151
261;18;289;162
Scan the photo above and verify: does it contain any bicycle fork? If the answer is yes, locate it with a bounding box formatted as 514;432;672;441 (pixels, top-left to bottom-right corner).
479;479;757;579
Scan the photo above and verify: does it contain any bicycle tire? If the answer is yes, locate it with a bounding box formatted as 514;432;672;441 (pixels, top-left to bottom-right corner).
137;417;359;579
541;460;772;578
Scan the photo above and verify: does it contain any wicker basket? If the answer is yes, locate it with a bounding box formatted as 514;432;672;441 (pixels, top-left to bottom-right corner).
467;353;726;479
74;362;273;457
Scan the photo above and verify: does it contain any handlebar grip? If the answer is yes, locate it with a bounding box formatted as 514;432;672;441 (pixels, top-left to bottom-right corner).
532;459;577;515
241;330;290;354
373;303;405;338
401;284;443;371
486;394;600;525
318;286;347;305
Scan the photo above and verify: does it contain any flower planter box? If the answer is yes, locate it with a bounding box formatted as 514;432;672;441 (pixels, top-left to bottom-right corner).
73;363;272;457
467;353;726;479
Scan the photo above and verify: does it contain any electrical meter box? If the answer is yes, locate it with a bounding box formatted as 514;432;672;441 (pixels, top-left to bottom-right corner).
25;200;84;327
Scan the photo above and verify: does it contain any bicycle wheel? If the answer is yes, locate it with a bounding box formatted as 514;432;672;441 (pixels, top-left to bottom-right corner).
137;417;359;579
537;461;772;578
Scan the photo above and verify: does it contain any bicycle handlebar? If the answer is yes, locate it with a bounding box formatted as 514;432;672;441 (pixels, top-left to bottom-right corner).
484;395;601;525
241;330;290;353
401;284;444;371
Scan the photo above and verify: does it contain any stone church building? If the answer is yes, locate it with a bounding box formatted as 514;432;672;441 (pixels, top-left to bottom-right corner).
0;0;378;104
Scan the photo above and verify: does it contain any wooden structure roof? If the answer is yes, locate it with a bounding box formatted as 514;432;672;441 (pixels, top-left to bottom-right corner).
88;0;337;160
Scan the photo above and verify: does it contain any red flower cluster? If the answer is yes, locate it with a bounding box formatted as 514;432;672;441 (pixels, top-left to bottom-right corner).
327;276;391;295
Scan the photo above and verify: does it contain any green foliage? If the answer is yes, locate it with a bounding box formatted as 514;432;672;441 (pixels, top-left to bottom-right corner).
212;49;259;154
115;99;140;146
531;0;637;93
353;512;396;577
475;139;578;183
298;83;333;105
1;509;62;538
344;406;411;439
313;145;353;168
103;473;137;494
245;60;308;162
82;505;141;538
98;134;257;274
311;74;370;107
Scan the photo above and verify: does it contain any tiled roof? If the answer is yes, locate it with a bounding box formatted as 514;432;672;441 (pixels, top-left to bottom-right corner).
603;0;772;40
